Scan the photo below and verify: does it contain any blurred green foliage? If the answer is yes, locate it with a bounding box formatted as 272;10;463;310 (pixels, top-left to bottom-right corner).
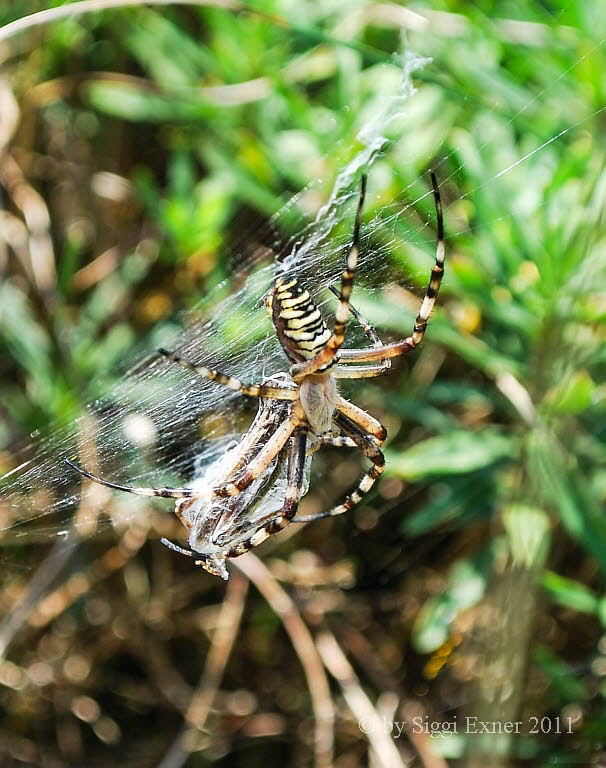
1;1;606;766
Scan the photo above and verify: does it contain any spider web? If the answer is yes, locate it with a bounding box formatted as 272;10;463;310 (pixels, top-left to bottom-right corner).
0;9;604;572
0;40;437;549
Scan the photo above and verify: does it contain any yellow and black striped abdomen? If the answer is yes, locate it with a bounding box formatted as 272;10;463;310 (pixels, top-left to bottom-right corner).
267;277;333;365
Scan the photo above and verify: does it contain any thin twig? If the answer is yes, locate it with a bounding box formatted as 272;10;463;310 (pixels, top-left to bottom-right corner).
0;154;56;293
0;536;74;658
337;628;449;768
316;630;407;768
233;553;334;768
0;415;141;652
0;76;18;152
157;571;249;768
0;0;241;44
28;526;148;629
400;701;449;768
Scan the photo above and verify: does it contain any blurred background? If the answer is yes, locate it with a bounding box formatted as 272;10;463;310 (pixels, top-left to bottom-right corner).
1;1;606;766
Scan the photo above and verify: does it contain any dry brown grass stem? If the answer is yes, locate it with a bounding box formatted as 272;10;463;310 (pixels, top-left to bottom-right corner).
0;154;56;292
400;701;450;768
233;553;335;768
0;416;134;657
0;1;241;45
158;571;249;768
316;630;408;768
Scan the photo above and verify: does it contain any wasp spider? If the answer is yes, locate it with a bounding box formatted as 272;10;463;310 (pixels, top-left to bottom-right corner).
67;173;445;579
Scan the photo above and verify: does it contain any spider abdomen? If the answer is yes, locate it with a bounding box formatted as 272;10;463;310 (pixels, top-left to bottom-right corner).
269;277;333;365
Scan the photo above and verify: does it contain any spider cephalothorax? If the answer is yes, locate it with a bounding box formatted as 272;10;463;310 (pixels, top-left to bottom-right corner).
267;276;340;434
67;172;445;579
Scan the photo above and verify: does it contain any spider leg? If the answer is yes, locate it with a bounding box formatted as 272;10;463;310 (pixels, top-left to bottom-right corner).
336;397;387;441
210;435;290;547
329;284;380;346
329;285;391;377
223;428;379;557
213;408;302;497
290;174;367;380
411;170;445;346
270;429;308;528
65;458;197;499
334;364;390;379
222;397;294;480
320;435;382;447
158;349;297;400
327;171;445;365
320;435;357;448
221;431;309;559
292;412;384;522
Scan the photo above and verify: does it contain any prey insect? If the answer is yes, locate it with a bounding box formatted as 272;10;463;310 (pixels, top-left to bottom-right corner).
67;173;445;579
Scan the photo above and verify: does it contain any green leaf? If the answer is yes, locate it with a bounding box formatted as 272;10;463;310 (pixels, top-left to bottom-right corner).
597;597;606;628
535;645;588;703
545;369;595;414
413;558;488;654
527;428;606;577
542;571;598;614
387;428;515;480
86;82;212;123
